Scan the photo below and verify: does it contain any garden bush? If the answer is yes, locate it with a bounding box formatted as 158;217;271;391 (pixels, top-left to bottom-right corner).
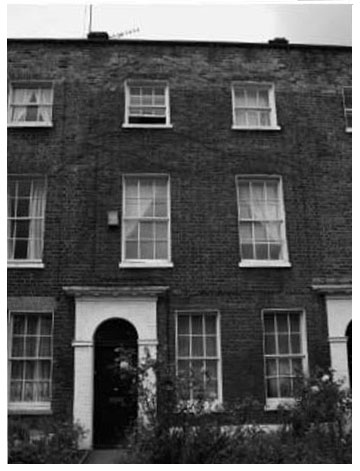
8;417;86;464
120;368;351;463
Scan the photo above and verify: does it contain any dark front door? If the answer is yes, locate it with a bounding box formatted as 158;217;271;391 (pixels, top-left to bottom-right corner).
93;319;138;448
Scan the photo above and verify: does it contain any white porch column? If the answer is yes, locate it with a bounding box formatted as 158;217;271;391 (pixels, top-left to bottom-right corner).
72;341;94;449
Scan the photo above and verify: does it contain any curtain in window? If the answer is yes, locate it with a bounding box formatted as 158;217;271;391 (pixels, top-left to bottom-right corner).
27;180;46;260
11;89;32;122
38;88;52;123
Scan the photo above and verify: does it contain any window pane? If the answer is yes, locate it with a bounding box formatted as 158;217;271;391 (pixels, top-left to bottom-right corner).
13;316;25;335
205;315;216;335
279;377;292;397
264;334;276;354
234;89;246;107
12;337;24;357
264;316;275;333
266;358;277;376
177;360;190;400
125;241;138;259
178;315;189;335
241;243;254;259
155;180;168;199
205;336;217;357
38;382;50;401
39;337;51;357
255;243;268;260
246;89;257;106
14;239;28;259
11;361;24;380
277;314;289;332
25;337;38;357
139;199;153;217
25;107;38;122
178;336;190;357
247;110;259;126
192;316;203;334
140;179;153;198
16;198;29;218
290;316;300;333
269;244;282;260
140;241;154;259
155;222;168;240
278;334;290;354
252;182;265;200
15;220;30;239
279;358;291;375
205;360;218;400
125;199;138;217
125;179;138;198
154;201;167;217
140;221;153;240
240;222;252;240
267;378;279;398
125;221;138;239
27;316;39;335
258;90;269;107
260;112;270;127
10;382;23;402
235;109;246;126
191;360;204;398
155;241;168;259
292;358;303;376
266;182;279;200
24;382;35;401
238;182;250;200
254;223;267;241
290;334;301;354
192;336;204;356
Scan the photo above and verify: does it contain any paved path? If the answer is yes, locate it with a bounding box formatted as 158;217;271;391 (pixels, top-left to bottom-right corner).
83;448;131;464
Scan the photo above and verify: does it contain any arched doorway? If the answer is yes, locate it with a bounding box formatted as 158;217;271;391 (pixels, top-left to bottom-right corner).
346;321;352;387
93;318;138;447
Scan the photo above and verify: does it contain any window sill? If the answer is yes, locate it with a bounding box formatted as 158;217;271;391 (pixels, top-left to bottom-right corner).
232;125;281;131
122;123;173;129
8;404;52;415
265;398;295;411
8;122;53;128
8;260;45;269
119;261;174;269
239;261;292;268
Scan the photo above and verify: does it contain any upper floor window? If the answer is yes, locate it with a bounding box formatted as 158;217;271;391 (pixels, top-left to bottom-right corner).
176;311;222;406
262;309;307;409
8;176;47;268
232;82;280;130
8;311;53;412
120;175;173;268
342;86;352;132
8;82;54;127
123;81;172;128
236;176;290;267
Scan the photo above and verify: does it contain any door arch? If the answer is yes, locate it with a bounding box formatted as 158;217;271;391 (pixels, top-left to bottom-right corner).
93;318;138;447
346;321;352;387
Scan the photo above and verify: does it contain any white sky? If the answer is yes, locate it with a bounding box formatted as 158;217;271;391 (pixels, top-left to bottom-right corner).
7;1;352;46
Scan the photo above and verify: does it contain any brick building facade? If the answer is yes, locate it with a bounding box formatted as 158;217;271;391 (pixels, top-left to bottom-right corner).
7;37;351;449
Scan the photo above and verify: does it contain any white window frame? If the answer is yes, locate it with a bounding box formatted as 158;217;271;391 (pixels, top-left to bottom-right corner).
342;86;352;133
236;175;291;268
120;174;173;268
8;175;47;269
8;310;54;413
261;308;308;410
231;82;280;131
122;80;173;129
175;310;223;407
7;81;54;128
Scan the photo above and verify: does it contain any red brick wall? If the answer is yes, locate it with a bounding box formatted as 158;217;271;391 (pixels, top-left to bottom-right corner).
8;40;351;418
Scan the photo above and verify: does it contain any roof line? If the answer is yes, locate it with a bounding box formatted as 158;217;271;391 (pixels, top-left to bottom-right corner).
7;37;351;50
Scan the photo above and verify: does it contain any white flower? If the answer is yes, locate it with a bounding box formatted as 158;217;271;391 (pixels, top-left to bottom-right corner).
119;360;129;370
311;385;320;393
321;374;330;382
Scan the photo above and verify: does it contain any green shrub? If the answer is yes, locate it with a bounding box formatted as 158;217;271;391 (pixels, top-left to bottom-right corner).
8;418;85;464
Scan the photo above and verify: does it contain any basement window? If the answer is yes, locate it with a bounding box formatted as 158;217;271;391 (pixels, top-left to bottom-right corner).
123;81;172;128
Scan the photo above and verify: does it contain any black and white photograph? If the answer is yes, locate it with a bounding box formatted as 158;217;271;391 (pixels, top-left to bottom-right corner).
7;0;352;464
